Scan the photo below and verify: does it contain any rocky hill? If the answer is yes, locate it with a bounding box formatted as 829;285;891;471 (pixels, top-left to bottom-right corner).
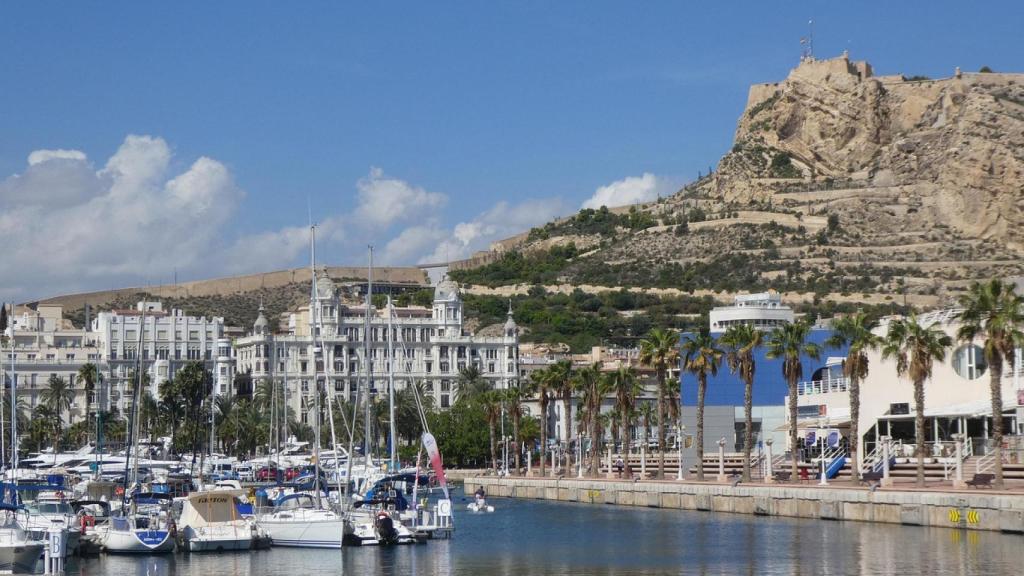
452;54;1024;305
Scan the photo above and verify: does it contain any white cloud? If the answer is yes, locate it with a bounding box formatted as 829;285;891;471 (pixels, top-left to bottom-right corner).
353;167;446;227
581;172;673;209
27;149;87;166
0;135;242;302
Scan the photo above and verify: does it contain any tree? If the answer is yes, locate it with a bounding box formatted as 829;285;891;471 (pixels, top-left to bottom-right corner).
505;383;525;473
478;390;503;473
882;314;952;487
77;363;99;410
41;375;75;449
681;328;723;481
766;320;821;479
956;279;1024;489
608;366;641;475
574;362;606;477
527;367;553;476
639;328;680;479
547;359;575;471
0;303;7;336
455;365;489;403
721;324;763;482
826;312;881;484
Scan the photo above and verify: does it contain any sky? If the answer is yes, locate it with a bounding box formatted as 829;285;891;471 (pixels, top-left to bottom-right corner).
1;2;1022;303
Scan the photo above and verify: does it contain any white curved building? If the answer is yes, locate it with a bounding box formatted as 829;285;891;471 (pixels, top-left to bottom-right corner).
708;291;795;333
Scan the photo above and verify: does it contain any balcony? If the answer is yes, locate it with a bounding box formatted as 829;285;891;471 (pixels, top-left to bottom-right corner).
796;377;849;396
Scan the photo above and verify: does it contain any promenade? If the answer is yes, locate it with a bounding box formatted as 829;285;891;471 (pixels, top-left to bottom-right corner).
463;474;1024;534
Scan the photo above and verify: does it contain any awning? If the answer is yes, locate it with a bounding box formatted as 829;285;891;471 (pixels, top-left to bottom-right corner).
879;398;1017;420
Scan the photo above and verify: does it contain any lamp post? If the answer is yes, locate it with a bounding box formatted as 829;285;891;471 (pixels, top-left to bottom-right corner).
766;438;774;482
880;435;892;487
952;433;965;489
677;424;685;481
717;437;727;482
818;417;828;486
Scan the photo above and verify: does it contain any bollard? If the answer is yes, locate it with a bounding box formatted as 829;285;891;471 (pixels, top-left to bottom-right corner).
766;439;774;482
881;436;893;487
46;526;66;575
717;438;728;482
952;433;966;489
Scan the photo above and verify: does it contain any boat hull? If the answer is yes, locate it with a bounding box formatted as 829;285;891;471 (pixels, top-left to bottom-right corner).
260;519;346;549
0;543;43;574
101;528;175;554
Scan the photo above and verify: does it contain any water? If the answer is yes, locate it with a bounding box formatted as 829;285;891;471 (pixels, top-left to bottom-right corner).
63;487;1022;576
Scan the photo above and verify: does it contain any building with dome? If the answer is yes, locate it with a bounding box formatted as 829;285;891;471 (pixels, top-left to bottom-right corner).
232;272;519;423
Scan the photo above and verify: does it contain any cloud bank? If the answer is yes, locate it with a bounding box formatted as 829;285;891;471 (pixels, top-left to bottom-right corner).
581;172;674;209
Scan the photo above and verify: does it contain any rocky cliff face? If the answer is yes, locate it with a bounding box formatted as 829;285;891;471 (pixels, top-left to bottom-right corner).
453;55;1024;302
708;55;1024;249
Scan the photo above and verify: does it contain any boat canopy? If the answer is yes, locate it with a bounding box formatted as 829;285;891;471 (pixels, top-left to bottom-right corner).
179;491;244;527
131;492;174;506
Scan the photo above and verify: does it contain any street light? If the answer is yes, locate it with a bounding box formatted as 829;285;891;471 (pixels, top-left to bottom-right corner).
677;424;686;480
818;416;829;486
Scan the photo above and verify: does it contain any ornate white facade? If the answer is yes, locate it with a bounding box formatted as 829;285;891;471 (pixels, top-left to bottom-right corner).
232;274;519;422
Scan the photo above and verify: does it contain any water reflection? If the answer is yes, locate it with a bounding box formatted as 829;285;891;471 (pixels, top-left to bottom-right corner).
64;489;1023;576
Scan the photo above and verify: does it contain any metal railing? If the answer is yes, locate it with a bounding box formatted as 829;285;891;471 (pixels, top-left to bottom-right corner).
797;377;849;396
943;438;972;479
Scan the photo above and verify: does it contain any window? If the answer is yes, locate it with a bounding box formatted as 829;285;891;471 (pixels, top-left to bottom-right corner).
440;362;450;373
157;330;168;340
952;345;987;380
300;361;308;373
441;395;450;408
125;330;137;342
189;330;200;340
425;361;432;373
440;380;450;392
65;354;75;360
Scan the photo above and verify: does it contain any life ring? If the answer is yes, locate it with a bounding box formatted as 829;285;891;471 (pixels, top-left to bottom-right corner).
55;490;65;500
115;486;125;496
80;514;95;531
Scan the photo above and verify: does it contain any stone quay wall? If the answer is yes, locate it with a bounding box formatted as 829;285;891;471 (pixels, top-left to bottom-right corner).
464;477;1024;534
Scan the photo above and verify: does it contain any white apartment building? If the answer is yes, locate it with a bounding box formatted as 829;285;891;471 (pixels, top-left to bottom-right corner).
232;274;519;423
792;308;1024;467
91;301;232;414
709;291;795;333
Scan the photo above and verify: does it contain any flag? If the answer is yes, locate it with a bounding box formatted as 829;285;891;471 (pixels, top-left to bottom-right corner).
422;432;448;500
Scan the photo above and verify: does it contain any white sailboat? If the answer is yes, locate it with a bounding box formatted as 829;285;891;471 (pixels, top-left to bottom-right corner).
98;309;175;554
0;327;45;573
258;224;345;548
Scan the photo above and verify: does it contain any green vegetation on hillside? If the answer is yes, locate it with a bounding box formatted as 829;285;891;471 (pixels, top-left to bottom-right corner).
528;205;657;241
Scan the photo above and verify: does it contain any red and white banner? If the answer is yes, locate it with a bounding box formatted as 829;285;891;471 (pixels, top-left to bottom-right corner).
422;432;449;500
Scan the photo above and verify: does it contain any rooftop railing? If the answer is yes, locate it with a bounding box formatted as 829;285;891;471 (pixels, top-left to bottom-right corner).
796;376;849;396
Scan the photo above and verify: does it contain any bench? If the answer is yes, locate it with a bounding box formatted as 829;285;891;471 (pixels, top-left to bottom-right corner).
773;471;792;483
860;471;883;487
965;473;994;488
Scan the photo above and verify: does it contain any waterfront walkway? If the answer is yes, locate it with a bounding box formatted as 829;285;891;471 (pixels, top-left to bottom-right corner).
463;473;1024;535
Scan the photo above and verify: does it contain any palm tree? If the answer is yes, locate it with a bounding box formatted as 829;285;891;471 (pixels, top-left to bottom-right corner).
479;390;503;473
639;328;680;479
574;363;606;477
41;375;75;449
547;360;574;471
456;365;489;403
505;383;525;473
766;320;821;479
681;328;723;481
825;312;881;484
957;279;1024;489
527;368;552;476
78;363;99;411
608;366;641;475
882;314;952;487
720;324;763;482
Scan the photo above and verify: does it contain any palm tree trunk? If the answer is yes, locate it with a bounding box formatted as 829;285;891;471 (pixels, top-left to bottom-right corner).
788;376;799;479
489;418;498;473
539;397;547;477
696;374;706;481
657;370;666;479
742;374;753;483
512;411;521;474
914;378;926;487
590;399;601;477
848;375;860;485
563;395;572;472
990;356;1004;489
621;410;631;476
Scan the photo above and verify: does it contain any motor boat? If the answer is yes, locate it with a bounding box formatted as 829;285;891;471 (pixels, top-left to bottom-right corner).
466;488;494;513
0;485;44;573
22;492;82;555
258;493;346;548
344;479;418;546
178;490;259;552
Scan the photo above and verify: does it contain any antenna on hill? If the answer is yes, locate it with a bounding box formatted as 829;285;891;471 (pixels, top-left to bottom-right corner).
800;18;815;62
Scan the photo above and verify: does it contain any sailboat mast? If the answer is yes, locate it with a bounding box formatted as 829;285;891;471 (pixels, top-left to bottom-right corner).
309;225;322;503
362;246;373;461
387;296;396;471
121;305;146;510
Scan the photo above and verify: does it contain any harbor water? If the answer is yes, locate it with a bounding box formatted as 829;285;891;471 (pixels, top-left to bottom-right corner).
64;487;1021;576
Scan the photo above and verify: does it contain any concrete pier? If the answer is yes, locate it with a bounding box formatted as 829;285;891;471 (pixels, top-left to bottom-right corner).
464;477;1024;534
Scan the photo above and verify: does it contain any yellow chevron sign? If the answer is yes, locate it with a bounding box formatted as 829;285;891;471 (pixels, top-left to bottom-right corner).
967;510;980;525
948;509;961;523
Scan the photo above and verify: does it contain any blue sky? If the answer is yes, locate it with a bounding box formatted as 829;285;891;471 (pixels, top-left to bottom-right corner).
1;2;1022;302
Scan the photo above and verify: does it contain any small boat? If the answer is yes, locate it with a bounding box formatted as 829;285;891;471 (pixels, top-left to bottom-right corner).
178;491;257;552
466;498;494;513
258;493;346;549
0;485;44;574
345;480;417;546
98;493;176;554
22;493;82;555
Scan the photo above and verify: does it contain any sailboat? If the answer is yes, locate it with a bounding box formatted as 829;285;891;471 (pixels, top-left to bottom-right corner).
258;224;346;548
97;308;176;554
0;335;44;573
